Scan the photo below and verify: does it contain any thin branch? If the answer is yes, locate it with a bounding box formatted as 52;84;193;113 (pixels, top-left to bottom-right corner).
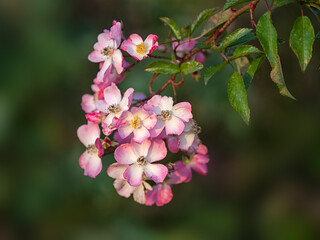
148;54;171;60
149;73;160;95
264;0;270;11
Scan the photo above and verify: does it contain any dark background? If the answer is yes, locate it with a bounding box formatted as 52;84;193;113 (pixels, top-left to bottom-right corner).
0;0;319;239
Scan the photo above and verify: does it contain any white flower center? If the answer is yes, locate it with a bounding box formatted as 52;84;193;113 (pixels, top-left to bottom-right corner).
108;104;120;113
161;110;171;120
87;144;98;155
136;43;146;55
192;121;201;134
137;156;147;166
102;47;114;56
131;116;141;129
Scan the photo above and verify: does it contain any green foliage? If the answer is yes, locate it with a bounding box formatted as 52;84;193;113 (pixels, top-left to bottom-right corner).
160;17;181;40
201;9;233;37
145;61;180;74
230;45;262;60
243;54;265;89
223;0;252;10
204;62;228;85
256;12;278;68
219;28;253;50
289;16;315;72
190;8;218;34
316;31;320;38
227;32;256;49
227;72;250;125
270;55;295;99
273;0;297;8
181;61;204;75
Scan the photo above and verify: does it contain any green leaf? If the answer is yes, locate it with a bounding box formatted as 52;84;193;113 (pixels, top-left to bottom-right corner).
181;25;191;38
256;12;278;68
190;8;218;34
243;54;265;89
145;61;180;74
227;32;256;49
194;43;212;50
227;72;250;125
316;31;320;38
160;17;181;40
219;28;253;49
273;0;297;8
204;62;228;85
223;0;252;10
289;16;315;72
230;45;262;60
270;55;296;99
180;61;204;75
201;9;233;37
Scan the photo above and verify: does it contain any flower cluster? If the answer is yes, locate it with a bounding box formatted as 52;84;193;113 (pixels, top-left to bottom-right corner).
77;21;210;206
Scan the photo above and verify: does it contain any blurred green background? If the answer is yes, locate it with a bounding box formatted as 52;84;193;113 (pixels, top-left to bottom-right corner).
0;0;319;239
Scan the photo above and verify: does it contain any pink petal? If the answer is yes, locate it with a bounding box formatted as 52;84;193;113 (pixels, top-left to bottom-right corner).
142;112;157;130
156;184;173;206
197;144;208;155
195;51;206;63
81;94;96;113
172;102;193;122
113;179;135;198
144;34;159;54
179;132;196;151
77;122;100;147
145;185;158;206
145;95;162;114
98;32;111;44
149;117;165;138
121;40;141;61
143;163;168;183
146;139;167;163
133;126;150;144
119;88;134;111
133;184;146;204
107;162;129;179
112;49;124;74
85;112;102;124
123;164;144;187
165;115;185;135
104;83;121;105
96;58;112;82
190;163;208;175
167;136;179;153
95;100;108;113
79;151;102;178
193;154;210;164
110;21;122;47
114;131;133;144
160;96;173;111
127;33;143;45
167;161;192;184
88;50;105;63
114;143;138;165
118;122;134;139
132;139;151;157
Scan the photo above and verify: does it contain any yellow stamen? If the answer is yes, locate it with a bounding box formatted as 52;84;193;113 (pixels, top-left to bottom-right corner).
136;43;146;55
131;116;141;129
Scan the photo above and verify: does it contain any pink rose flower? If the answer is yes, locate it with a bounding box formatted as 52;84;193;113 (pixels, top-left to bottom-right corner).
114;139;168;186
145;95;193;137
121;34;158;60
145;183;173;207
118;107;157;143
77;122;103;178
